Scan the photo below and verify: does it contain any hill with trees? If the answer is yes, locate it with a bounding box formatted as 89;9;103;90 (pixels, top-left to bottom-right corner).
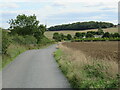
48;21;114;31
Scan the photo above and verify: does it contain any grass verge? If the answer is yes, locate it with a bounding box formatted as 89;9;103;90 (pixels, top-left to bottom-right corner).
54;46;120;88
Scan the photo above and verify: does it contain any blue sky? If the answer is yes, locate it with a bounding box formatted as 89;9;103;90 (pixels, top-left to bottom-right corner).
0;0;119;29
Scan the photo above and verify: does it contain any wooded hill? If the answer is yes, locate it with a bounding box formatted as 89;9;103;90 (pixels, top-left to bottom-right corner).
48;21;114;31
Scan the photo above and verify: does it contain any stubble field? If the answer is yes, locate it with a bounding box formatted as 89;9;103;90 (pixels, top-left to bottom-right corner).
62;41;119;62
54;41;119;88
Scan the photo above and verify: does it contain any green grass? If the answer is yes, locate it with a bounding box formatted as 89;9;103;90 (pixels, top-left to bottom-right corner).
73;37;120;42
2;44;27;68
45;27;118;39
54;49;120;88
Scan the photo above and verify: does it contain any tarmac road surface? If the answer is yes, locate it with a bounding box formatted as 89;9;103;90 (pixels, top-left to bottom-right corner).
2;44;70;88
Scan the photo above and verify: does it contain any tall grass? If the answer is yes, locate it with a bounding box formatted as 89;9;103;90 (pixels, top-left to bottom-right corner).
54;44;119;88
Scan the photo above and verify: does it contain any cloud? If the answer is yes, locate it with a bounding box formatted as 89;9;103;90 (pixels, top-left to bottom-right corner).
51;2;66;8
100;7;116;11
0;2;19;9
0;0;118;28
83;2;104;7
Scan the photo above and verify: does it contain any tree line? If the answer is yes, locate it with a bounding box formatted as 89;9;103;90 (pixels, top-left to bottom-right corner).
53;29;120;42
48;21;114;31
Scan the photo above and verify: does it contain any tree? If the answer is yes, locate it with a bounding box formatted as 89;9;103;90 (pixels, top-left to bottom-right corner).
102;32;111;38
67;34;72;40
75;32;84;38
48;21;114;31
60;33;65;40
112;33;120;38
96;28;104;35
86;33;94;38
33;25;46;44
8;14;46;43
53;33;61;41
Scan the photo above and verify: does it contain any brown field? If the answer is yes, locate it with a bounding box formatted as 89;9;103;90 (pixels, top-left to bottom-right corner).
62;41;119;62
45;27;118;39
56;41;119;88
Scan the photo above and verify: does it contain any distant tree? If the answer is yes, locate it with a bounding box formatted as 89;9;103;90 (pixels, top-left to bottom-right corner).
75;32;84;38
96;28;104;35
86;33;94;38
67;34;72;40
112;33;120;38
59;33;65;40
48;21;114;31
102;32;111;38
87;31;96;35
53;33;61;41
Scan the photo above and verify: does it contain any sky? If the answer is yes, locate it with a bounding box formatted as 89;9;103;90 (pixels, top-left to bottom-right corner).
0;0;119;29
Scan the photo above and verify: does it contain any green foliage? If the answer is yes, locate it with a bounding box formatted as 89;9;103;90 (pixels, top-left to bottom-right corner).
96;28;104;35
9;14;39;35
86;33;94;38
75;32;84;39
34;25;46;44
39;36;53;45
66;34;72;40
102;32;111;38
84;64;106;79
112;33;120;38
53;32;61;41
9;14;46;44
12;34;37;45
60;33;65;40
53;31;120;42
49;21;114;31
2;30;11;54
73;37;120;42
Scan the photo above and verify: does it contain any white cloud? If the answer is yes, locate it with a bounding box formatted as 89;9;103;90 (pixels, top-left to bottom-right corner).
0;0;118;28
0;2;19;9
1;0;119;2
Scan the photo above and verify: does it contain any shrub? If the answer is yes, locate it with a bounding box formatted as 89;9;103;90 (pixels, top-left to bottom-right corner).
12;34;37;45
102;32;111;38
53;32;61;42
2;30;11;54
86;33;94;38
67;34;72;40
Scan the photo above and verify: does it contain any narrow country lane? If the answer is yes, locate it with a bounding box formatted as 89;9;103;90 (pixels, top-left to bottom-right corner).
2;44;70;88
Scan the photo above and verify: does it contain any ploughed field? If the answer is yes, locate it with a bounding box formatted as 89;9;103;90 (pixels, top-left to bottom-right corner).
62;41;119;62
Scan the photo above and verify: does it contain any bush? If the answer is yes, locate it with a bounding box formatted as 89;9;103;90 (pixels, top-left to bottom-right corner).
53;32;62;42
86;33;94;38
67;34;72;40
40;36;52;44
2;30;11;54
12;34;37;45
75;32;84;39
102;32;111;38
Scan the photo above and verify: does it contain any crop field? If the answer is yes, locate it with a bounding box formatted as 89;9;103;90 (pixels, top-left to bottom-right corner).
62;41;119;62
54;41;119;88
45;27;118;39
